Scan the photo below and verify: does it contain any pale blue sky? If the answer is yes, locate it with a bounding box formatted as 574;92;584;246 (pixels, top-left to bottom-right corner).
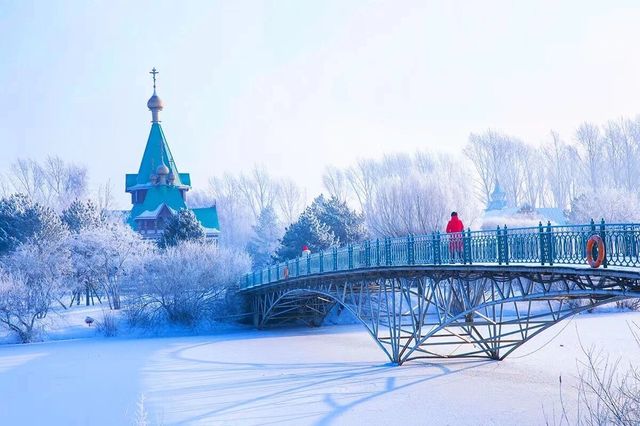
1;1;639;208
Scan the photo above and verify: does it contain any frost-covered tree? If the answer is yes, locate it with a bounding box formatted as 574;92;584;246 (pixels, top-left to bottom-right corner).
309;195;367;245
237;166;280;221
276;209;337;261
0;194;66;255
569;188;640;224
133;242;251;325
330;152;480;236
202;169;305;249
575;121;603;190
0;241;70;342
61;199;102;233
5;156;87;211
67;221;147;310
521;148;546;208
365;172;451;236
246;206;282;269
323;166;350;202
465;130;529;207
276;178;306;227
205;175;254;250
159;209;205;248
345;159;380;211
95;179;115;214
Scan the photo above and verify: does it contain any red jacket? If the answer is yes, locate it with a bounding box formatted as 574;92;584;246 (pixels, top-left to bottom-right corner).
446;216;464;234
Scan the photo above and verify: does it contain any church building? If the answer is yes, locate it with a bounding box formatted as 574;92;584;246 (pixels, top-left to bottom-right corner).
125;68;220;241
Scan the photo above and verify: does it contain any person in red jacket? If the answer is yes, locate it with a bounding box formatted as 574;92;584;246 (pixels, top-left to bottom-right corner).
446;211;464;260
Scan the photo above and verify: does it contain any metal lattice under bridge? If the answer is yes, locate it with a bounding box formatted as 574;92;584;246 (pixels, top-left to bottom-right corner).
241;221;640;364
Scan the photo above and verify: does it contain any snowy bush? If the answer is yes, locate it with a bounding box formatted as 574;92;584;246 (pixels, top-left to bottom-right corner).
95;310;119;337
0;241;69;342
615;299;640;311
554;324;640;425
0;272;47;342
131;242;251;326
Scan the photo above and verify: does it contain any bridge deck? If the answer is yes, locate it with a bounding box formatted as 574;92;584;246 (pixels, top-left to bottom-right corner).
243;222;640;291
241;263;640;293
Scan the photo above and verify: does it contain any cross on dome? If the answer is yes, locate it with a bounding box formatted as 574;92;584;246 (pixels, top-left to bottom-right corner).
147;67;164;122
150;67;159;90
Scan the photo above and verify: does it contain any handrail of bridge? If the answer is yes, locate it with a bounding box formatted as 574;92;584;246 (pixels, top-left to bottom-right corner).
242;220;640;290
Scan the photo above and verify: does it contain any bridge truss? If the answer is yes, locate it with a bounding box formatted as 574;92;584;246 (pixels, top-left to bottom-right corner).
249;267;640;364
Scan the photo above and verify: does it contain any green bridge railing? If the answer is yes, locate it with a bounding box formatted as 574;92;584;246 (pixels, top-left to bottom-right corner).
242;220;640;290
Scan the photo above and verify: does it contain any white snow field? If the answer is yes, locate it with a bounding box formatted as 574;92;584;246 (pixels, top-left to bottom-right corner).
1;310;640;426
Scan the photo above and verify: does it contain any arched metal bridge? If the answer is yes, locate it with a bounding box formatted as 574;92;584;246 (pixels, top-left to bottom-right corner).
241;221;640;364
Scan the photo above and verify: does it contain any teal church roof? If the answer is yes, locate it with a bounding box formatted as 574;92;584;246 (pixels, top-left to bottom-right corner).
125;71;219;235
126;123;190;191
192;207;220;232
127;184;186;226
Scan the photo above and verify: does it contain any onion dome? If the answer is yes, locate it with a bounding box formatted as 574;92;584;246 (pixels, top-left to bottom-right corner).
157;164;170;175
147;92;164;111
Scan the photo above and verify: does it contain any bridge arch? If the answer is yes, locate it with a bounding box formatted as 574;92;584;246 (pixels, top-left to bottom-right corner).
248;267;640;365
257;287;395;361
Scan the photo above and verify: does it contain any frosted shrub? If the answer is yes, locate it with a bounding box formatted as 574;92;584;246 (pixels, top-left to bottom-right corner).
95;310;119;337
616;299;640;311
0;242;68;342
134;242;251;326
553;326;640;425
0;272;47;342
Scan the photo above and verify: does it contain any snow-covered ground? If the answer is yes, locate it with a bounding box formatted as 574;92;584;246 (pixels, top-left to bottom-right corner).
1;308;640;425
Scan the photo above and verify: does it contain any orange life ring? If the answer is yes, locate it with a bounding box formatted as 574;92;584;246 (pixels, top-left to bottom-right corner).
586;235;605;268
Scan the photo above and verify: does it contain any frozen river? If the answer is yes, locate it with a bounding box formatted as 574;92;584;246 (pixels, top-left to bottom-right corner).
1;311;639;425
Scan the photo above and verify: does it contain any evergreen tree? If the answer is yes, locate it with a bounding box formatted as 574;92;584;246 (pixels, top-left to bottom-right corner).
0;194;66;254
61;199;102;233
310;195;367;245
159;209;206;248
276;208;337;261
246;206;281;268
